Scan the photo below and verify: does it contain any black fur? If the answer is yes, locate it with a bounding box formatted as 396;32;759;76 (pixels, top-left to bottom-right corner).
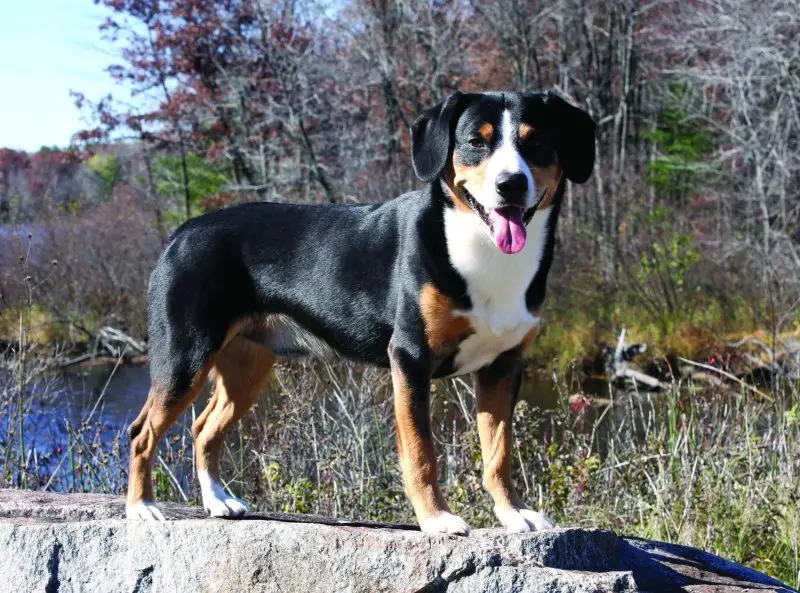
411;92;469;182
146;91;595;396
538;92;596;183
526;177;566;312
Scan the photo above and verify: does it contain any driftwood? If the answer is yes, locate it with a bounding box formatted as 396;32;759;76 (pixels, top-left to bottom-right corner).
57;353;98;368
609;327;663;389
59;326;147;368
727;335;800;381
605;328;799;393
618;367;662;389
94;326;146;356
678;356;772;400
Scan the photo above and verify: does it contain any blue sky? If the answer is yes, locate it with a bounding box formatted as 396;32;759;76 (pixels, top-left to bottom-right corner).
0;1;120;151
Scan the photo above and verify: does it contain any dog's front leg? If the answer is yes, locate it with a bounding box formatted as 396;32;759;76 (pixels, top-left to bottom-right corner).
389;343;470;535
476;350;554;533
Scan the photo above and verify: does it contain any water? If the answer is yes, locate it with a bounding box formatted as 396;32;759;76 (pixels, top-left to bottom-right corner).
13;363;157;452
0;362;209;492
2;359;621;493
59;363;154;428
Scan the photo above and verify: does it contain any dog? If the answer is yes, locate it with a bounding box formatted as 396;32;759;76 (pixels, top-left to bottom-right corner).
125;91;596;535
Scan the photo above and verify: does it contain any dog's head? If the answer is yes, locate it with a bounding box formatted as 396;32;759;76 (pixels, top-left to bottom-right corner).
411;91;595;254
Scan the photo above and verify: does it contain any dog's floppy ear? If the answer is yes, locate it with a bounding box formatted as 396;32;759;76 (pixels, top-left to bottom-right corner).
543;92;596;184
411;92;465;182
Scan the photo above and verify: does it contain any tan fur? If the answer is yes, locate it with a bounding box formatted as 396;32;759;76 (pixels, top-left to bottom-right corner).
478;122;494;142
476;323;541;514
390;355;450;525
476;360;525;514
442;149;492;216
126;361;215;508
193;337;275;481
442;160;474;214
127;319;276;509
419;282;473;358
518;122;534;141
452;155;489;196
530;161;562;210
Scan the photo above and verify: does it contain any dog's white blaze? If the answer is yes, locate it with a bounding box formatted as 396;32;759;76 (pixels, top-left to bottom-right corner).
474;110;535;210
199;470;248;517
443;205;553;376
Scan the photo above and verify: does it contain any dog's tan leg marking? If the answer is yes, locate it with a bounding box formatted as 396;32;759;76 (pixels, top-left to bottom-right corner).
193;337;275;517
390;348;469;535
127;362;214;521
191;389;218;445
476;332;553;533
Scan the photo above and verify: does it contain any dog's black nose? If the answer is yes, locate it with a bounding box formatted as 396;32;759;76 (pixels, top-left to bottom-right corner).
495;172;528;199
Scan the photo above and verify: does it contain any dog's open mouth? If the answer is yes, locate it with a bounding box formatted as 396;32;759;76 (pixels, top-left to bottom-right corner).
461;188;545;255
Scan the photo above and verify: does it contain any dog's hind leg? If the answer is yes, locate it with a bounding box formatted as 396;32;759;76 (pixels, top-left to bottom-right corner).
127;361;213;521
193;337;275;518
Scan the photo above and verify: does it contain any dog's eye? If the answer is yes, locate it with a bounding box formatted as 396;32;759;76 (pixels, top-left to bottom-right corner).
468;137;485;148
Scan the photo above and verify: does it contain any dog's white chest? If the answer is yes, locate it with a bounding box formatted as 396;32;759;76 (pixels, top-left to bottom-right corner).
443;206;552;376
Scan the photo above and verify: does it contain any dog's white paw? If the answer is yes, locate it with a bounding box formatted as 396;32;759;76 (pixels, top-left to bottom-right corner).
495;506;554;533
205;494;248;518
126;501;166;522
199;470;249;518
419;512;471;535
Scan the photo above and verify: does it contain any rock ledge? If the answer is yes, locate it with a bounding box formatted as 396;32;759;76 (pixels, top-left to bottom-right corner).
0;489;794;593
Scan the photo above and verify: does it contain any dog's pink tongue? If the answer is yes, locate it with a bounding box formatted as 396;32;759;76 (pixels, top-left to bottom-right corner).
489;207;527;254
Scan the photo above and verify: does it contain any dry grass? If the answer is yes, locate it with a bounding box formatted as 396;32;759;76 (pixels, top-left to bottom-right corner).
6;346;797;585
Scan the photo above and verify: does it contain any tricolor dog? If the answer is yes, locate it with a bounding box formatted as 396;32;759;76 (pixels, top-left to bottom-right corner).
126;91;596;534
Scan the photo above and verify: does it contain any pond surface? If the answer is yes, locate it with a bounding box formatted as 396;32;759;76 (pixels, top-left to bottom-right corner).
14;364;180;447
1;363;209;491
